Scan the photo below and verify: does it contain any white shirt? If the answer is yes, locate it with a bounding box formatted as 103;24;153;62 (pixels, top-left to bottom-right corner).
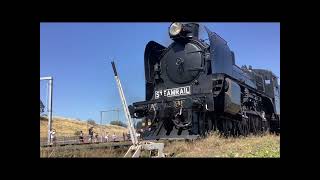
50;131;56;139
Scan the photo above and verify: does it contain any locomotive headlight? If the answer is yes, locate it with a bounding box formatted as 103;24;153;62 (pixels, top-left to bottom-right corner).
169;22;182;36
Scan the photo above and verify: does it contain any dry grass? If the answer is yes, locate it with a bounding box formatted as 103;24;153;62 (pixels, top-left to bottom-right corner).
40;116;280;158
40;146;127;158
40;133;280;158
164;132;280;158
40;116;127;138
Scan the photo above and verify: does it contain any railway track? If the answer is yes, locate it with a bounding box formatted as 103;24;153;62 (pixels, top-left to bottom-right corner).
40;141;133;151
40;135;133;147
40;139;184;151
40;133;192;153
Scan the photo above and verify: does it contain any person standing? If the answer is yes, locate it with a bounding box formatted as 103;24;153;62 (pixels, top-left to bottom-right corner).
88;127;94;143
105;132;109;142
79;130;84;143
50;129;56;146
112;133;116;142
95;133;99;143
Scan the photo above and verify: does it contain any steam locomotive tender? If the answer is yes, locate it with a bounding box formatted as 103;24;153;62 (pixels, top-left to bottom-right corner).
129;23;280;140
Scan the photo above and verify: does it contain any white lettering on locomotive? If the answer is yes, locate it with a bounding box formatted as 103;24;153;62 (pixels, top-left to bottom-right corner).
155;86;191;99
155;91;160;99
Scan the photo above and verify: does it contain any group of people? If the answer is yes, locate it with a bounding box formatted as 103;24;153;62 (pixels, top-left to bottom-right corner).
48;126;134;146
122;129;143;142
103;132;117;142
78;127;118;143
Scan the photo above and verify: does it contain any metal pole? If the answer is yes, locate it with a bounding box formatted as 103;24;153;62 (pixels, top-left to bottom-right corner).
100;111;103;142
47;77;53;145
111;61;138;145
40;77;52;80
100;111;102;126
99;109;122;142
117;108;119;122
41;77;53;145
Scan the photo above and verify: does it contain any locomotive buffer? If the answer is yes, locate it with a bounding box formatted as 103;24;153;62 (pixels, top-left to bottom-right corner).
111;61;165;158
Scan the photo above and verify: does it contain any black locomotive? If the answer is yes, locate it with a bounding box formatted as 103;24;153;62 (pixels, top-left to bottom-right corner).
129;22;280;140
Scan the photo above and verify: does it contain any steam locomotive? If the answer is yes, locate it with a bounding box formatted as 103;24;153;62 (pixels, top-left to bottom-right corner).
129;22;280;140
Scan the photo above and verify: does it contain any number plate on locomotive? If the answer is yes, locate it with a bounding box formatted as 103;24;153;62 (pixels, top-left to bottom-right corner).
155;86;191;99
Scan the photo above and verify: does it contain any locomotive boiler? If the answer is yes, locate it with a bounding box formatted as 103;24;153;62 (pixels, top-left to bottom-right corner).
129;22;280;140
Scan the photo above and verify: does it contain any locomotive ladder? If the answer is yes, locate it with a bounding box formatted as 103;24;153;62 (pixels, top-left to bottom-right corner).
111;61;165;158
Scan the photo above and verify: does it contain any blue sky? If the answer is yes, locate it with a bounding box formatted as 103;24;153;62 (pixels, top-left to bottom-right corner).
40;22;280;124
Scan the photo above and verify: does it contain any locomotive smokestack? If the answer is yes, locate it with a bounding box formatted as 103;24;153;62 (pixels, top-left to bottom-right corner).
185;23;199;39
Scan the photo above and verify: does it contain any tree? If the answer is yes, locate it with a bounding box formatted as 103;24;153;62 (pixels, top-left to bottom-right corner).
74;130;81;136
110;120;127;128
87;119;96;126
